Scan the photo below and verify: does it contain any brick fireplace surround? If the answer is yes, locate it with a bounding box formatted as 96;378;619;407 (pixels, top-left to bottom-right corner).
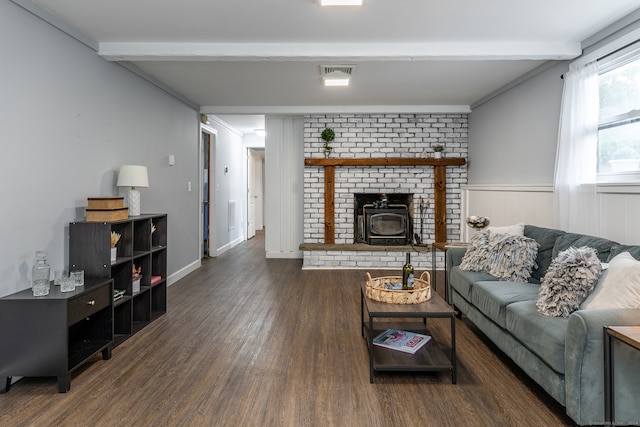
301;114;468;270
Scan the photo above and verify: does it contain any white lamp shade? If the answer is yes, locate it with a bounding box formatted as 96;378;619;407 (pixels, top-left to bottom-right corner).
116;165;149;188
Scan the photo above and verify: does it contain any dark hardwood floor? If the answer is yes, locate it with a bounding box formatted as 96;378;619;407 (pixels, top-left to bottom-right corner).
0;231;576;426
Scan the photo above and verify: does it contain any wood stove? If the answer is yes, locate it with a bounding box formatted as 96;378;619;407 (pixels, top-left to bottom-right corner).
364;207;409;245
355;193;412;245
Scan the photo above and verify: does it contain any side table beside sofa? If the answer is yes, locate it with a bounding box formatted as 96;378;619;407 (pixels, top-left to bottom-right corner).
604;326;640;425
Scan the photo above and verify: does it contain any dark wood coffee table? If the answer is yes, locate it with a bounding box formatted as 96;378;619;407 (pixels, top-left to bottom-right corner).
361;283;457;383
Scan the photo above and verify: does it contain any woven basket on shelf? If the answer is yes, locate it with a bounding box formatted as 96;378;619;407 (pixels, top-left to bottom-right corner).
365;271;431;304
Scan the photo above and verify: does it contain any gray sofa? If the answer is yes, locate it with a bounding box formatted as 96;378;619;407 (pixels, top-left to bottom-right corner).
446;225;640;425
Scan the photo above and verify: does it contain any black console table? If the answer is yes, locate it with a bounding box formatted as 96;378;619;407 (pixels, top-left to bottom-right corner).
0;278;113;393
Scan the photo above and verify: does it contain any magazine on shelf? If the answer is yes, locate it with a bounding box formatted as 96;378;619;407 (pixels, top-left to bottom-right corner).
372;329;431;354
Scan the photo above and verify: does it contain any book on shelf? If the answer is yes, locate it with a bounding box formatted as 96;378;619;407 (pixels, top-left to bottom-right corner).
372;329;431;354
150;275;162;285
113;289;126;302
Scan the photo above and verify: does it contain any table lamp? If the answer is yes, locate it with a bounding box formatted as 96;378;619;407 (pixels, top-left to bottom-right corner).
116;165;149;216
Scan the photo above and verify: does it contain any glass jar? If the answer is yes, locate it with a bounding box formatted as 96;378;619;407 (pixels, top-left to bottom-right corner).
32;250;51;296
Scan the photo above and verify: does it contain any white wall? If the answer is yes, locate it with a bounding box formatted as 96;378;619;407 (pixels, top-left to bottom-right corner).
468;61;568;185
0;2;201;297
209;118;246;254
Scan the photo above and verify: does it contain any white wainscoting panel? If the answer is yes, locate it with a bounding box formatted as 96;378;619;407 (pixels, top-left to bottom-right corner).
462;184;640;245
599;185;640;244
461;184;554;241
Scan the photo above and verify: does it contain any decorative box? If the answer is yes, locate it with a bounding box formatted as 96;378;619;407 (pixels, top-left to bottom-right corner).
85;207;129;222
87;197;124;209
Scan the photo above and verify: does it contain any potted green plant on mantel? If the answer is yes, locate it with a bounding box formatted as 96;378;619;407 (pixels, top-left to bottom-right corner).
433;144;444;159
321;128;335;158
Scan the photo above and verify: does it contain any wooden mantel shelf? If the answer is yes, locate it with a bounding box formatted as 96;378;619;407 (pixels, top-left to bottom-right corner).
304;157;466;167
304;156;467;245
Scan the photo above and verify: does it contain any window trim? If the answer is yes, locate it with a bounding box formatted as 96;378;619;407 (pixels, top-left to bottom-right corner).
596;40;640;183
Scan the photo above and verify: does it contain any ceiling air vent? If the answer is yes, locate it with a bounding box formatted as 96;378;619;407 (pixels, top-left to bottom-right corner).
321;65;356;76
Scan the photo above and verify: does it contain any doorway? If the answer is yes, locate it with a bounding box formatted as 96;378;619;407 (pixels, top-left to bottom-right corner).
247;148;265;239
201;127;217;258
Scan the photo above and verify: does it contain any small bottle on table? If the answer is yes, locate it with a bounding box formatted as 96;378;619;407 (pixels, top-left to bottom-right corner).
402;253;414;290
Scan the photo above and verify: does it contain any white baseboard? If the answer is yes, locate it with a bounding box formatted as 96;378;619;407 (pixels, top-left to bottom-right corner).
167;259;201;287
216;236;244;256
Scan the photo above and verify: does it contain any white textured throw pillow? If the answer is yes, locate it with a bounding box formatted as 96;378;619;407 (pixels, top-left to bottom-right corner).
487;223;525;237
484;233;539;282
581;252;640;310
460;231;538;282
459;230;491;272
537;246;602;317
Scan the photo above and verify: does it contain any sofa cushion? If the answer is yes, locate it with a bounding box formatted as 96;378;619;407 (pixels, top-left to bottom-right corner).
581;252;640;310
524;225;566;282
506;301;568;374
487;223;524;236
449;266;496;301
552;232;618;262
536;246;602;318
471;281;541;328
608;244;640;261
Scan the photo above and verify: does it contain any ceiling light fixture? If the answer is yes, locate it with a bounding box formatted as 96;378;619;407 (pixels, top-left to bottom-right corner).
321;65;356;87
320;0;364;6
323;71;351;86
255;129;266;137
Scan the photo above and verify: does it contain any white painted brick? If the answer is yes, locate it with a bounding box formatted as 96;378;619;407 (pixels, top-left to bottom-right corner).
303;113;467;268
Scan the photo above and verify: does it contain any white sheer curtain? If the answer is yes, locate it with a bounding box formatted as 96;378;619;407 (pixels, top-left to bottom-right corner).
553;61;600;235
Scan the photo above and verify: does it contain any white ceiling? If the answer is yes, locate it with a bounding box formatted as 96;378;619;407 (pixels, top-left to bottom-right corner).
214;114;265;136
23;0;640;114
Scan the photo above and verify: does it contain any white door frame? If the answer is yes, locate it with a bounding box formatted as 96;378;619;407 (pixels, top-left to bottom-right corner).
247;148;257;239
200;124;218;258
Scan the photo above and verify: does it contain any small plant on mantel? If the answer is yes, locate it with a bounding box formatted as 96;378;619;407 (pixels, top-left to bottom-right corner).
321;128;335;157
433;144;444;158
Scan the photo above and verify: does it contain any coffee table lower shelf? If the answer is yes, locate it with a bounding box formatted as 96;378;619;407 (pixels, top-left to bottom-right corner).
364;322;455;383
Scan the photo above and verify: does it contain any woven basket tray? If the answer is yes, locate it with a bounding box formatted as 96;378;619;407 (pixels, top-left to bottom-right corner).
365;271;431;304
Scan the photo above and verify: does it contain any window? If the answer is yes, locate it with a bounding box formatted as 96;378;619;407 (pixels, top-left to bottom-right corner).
597;43;640;180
